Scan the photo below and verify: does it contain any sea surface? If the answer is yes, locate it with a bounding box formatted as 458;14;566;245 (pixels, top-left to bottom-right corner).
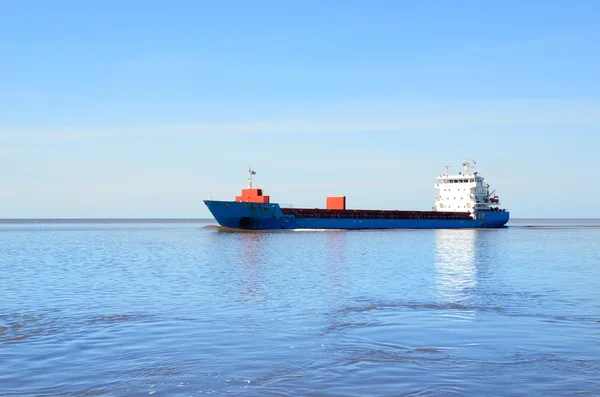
1;219;599;396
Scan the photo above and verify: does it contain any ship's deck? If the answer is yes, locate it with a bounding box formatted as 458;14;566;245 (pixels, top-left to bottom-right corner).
281;208;472;220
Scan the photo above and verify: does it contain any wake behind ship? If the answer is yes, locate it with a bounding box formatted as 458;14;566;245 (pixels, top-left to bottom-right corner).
204;158;509;230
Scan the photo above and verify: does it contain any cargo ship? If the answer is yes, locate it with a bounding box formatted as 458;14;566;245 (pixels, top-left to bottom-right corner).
204;158;509;230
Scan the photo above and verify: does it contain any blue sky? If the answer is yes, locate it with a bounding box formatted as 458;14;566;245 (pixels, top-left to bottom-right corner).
1;0;599;218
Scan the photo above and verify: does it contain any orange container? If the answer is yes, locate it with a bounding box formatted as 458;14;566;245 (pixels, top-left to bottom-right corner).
326;196;346;210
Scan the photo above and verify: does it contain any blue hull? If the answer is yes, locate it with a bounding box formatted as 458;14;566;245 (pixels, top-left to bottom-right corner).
204;200;509;230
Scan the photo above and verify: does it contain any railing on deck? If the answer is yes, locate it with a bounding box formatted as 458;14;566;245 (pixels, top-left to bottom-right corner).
280;208;472;220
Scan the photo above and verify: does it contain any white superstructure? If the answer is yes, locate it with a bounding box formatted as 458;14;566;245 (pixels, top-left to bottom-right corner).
433;158;503;217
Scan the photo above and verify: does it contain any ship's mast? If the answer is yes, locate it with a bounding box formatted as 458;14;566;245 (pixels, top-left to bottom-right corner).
247;167;255;188
443;165;452;176
462;157;475;174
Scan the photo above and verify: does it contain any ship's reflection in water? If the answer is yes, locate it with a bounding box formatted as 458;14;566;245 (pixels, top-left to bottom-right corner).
325;231;348;300
434;229;478;306
237;232;267;302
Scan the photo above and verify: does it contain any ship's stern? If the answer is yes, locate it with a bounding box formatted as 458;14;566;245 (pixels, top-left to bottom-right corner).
482;210;510;227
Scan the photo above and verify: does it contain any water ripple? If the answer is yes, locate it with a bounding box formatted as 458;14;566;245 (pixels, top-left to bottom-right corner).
1;220;599;396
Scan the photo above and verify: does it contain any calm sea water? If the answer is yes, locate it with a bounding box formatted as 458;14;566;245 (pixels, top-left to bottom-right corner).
1;219;599;396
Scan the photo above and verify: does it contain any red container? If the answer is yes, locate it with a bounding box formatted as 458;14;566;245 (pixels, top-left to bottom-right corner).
326;196;346;210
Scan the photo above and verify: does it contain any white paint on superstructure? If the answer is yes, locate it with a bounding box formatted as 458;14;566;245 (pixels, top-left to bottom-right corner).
433;157;503;218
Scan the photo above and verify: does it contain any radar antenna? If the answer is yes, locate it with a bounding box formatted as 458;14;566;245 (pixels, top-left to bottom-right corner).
247;167;256;188
463;157;475;174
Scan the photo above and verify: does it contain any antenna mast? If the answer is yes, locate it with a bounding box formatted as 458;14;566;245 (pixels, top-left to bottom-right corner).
463;157;475;174
443;165;452;176
247;167;255;188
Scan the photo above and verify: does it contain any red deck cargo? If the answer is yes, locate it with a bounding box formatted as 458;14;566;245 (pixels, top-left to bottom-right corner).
326;196;346;210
